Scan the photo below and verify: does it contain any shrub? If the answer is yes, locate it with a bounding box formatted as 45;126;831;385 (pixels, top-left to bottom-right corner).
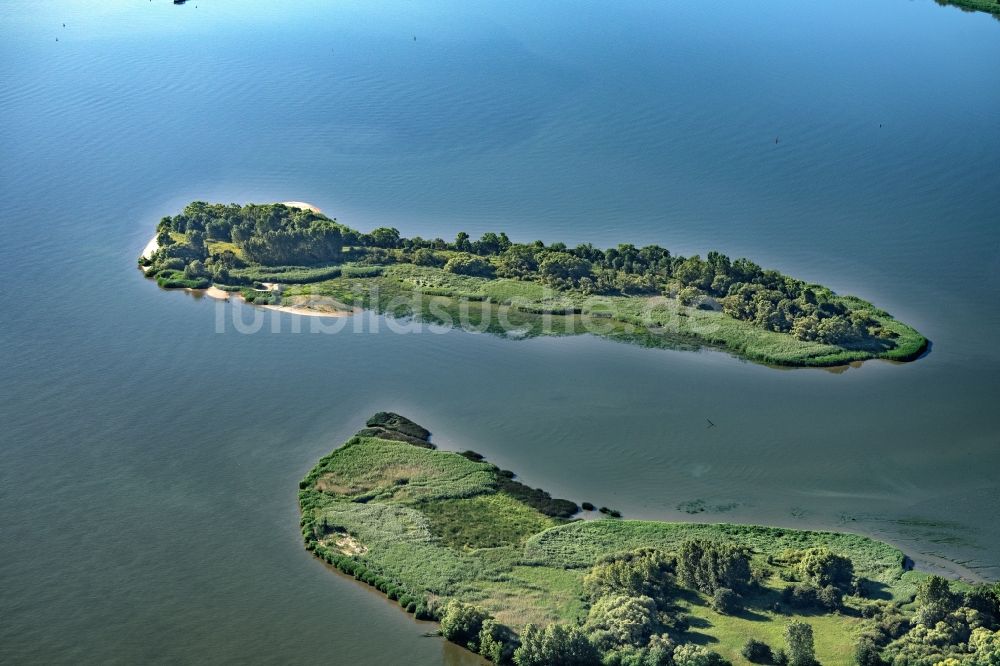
877;614;911;641
365;412;431;441
512;623;599;666
678;286;702;306
741;639;773;663
496;476;578;519
445;253;494;278
677;539;752;594
459;450;485;462
671;644;729;666
478;619;518;663
412;248;445;267
797;547;854;590
817;585;843;611
854;637;886;666
711;588;742;615
439;600;490;650
584;594;661;650
155;272;210;289
785;583;813;607
581;502;596;511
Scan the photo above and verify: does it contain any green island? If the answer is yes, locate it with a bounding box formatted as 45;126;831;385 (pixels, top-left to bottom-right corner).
139;202;927;367
299;414;999;666
937;0;1000;18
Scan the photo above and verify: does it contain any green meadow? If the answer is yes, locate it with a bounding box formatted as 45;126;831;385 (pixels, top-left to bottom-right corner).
297;415;997;666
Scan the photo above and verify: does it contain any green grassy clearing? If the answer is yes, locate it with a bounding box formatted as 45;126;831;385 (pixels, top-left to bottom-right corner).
298;415;955;665
277;266;925;367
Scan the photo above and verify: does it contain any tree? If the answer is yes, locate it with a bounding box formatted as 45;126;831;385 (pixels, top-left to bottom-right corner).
495;245;539;279
964;584;1000;626
784;621;816;666
188;230;206;253
454;231;472;252
367;227;401;248
673;256;713;291
915;576;958;626
473;232;509;255
513;623;600;666
676;540;752;594
816;585;843;611
205;219;232;241
439;601;490;650
184;259;206;279
155;229;174;247
538;252;592;284
582;550;674;602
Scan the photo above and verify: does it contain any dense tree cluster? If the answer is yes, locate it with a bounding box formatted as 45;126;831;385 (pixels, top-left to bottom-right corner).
513;623;601;666
415;233;892;344
155;202;350;267
582;550;676;601
857;577;1000;665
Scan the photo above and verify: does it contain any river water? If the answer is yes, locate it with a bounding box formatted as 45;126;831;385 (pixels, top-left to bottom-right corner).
1;0;999;663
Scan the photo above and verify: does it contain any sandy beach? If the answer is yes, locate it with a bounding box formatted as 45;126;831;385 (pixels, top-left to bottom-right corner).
141;235;159;260
282;201;322;213
259;303;357;318
204;286;230;300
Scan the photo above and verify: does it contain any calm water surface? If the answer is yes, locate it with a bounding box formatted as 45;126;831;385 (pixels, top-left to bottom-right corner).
2;0;999;663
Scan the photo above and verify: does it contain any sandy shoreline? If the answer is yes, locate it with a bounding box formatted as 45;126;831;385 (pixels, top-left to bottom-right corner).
260;303;357;318
204;286;230;300
282;201;322;213
141;235;159;259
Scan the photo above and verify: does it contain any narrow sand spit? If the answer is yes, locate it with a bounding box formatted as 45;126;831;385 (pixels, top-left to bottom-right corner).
204;286;230;300
260;304;357;318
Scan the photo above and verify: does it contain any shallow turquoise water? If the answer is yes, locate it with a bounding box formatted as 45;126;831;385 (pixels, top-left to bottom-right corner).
1;0;999;663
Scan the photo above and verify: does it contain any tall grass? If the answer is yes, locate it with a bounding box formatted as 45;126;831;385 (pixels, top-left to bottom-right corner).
300;425;919;643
